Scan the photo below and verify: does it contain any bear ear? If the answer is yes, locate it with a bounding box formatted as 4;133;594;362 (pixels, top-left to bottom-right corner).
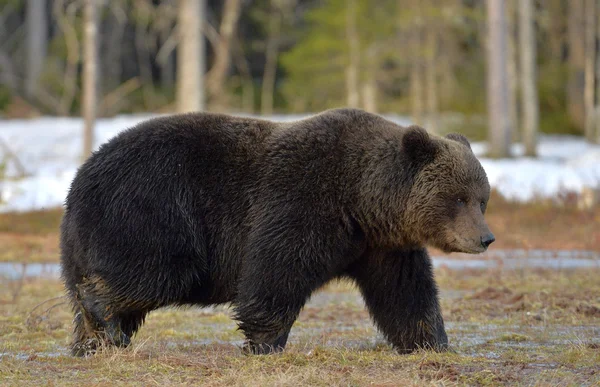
445;133;472;151
402;126;437;164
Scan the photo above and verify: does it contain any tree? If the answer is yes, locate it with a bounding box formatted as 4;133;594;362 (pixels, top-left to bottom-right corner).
425;0;439;134
486;0;512;158
596;1;600;143
584;0;596;142
361;44;378;112
261;0;295;116
518;0;538;155
568;0;585;132
506;0;519;141
53;0;81;116
409;0;425;125
280;0;396;112
176;0;205;113
25;0;47;100
345;0;360;108
206;0;242;111
82;0;98;161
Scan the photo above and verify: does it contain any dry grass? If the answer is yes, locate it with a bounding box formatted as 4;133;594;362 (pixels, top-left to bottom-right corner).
1;195;599;385
0;208;63;235
1;269;599;386
0;208;62;263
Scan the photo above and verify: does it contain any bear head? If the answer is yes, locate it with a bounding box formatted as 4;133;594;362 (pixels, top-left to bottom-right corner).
400;127;495;254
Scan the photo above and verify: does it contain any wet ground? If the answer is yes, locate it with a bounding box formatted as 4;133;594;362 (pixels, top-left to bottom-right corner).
2;249;599;280
1;251;599;386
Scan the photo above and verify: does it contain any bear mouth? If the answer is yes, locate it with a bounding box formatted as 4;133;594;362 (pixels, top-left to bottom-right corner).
437;234;489;254
455;245;488;254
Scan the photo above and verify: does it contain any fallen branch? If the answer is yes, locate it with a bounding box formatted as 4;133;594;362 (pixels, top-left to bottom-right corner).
26;296;67;330
0;137;29;178
100;77;142;117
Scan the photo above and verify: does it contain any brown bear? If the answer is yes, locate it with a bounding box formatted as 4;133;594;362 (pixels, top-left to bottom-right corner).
60;108;494;356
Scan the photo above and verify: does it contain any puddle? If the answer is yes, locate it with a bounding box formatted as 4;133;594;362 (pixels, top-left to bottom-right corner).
432;257;600;270
445;322;600;347
1;249;599;280
451;249;600;260
0;262;62;280
433;249;600;270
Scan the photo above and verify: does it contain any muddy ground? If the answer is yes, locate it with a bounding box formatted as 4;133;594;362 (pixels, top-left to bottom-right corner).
1;265;599;386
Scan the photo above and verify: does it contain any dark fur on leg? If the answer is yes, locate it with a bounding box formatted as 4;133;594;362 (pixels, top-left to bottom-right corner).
68;276;150;356
234;282;309;355
70;305;101;357
241;330;291;355
347;248;448;353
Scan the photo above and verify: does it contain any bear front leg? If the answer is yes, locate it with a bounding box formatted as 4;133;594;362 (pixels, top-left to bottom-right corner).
348;248;448;353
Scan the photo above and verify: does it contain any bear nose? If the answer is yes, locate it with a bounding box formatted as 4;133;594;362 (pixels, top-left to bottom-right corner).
481;233;495;248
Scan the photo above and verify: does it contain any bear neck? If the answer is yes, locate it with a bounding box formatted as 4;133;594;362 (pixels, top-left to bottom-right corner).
346;133;423;251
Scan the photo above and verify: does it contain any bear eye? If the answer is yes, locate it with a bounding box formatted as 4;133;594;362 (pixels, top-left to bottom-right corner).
457;198;466;206
480;201;486;211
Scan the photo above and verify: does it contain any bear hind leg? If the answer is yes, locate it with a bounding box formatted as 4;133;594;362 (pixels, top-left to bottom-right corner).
70;300;103;357
234;268;320;355
234;283;307;355
240;327;292;355
69;276;150;356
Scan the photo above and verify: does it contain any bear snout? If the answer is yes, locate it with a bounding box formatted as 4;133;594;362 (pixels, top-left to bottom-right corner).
480;232;495;249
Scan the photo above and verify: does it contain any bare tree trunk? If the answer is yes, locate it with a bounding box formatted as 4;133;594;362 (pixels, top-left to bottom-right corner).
160;30;175;92
486;0;512;158
25;0;47;99
0;49;17;91
596;2;600;143
506;0;519;141
547;0;566;61
345;0;360;108
135;7;155;110
54;0;80;116
231;36;254;113
361;81;377;113
82;0;97;161
519;0;539;155
261;0;283;116
584;0;596;141
361;46;377;113
177;0;205;113
104;2;127;95
410;0;424;125
206;0;242;111
410;58;425;125
568;0;586;132
425;25;438;134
